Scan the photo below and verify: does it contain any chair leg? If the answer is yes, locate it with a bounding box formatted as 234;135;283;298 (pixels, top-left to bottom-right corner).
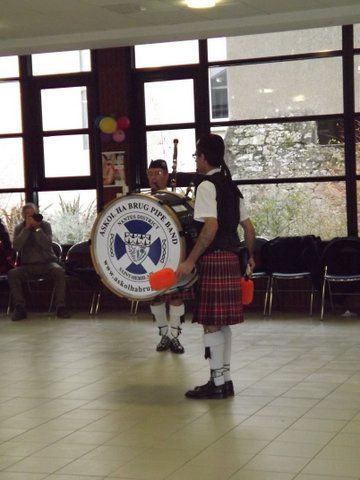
263;276;270;316
309;285;314;317
268;277;274;316
94;290;102;316
320;278;326;320
130;300;139;315
48;288;55;314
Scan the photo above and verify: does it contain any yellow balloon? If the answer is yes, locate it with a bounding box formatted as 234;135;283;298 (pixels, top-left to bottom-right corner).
99;117;117;134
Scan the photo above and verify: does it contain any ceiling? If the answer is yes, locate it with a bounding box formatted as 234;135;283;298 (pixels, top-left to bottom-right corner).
0;0;360;56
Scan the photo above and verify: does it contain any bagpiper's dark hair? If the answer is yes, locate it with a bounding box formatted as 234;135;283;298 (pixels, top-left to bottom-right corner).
196;133;233;179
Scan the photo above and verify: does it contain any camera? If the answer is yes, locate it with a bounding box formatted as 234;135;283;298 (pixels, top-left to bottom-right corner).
32;213;43;222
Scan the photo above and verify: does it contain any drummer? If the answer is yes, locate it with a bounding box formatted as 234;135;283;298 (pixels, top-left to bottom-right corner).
147;159;192;354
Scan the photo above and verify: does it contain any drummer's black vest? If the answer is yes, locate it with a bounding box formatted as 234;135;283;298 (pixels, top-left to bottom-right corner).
194;172;242;254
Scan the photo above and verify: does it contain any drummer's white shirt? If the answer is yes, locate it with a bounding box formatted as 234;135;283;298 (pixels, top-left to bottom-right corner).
194;168;248;223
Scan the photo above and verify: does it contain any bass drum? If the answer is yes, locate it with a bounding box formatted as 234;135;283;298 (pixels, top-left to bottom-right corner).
90;191;197;301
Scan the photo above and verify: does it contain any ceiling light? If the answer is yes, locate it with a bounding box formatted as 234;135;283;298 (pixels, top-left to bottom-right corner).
186;0;216;8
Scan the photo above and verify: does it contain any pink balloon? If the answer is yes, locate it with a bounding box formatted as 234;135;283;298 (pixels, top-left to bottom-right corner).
117;116;130;130
112;129;126;143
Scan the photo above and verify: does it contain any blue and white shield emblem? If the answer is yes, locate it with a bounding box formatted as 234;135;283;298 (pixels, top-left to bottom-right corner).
125;232;151;265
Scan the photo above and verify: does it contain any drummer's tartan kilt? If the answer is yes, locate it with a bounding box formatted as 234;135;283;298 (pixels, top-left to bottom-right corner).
153;286;195;303
193;251;243;326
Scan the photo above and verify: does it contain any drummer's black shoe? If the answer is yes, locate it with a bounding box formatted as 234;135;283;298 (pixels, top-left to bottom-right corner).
185;380;227;399
170;336;185;354
156;335;171;352
225;380;234;397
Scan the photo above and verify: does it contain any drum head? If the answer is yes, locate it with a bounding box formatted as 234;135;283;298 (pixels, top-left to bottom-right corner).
91;193;187;301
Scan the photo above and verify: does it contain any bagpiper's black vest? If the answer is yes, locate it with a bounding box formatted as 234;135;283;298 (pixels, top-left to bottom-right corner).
194;172;242;254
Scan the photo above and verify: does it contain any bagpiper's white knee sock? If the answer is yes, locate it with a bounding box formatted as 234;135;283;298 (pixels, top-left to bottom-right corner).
150;303;168;336
169;304;185;338
222;325;232;382
203;330;225;386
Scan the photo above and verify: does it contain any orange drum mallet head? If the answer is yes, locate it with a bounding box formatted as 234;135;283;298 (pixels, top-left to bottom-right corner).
149;268;177;291
241;277;254;305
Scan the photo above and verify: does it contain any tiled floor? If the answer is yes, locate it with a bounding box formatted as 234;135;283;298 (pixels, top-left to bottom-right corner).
0;309;360;480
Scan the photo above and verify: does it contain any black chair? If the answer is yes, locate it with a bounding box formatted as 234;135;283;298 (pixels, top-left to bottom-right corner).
320;237;360;320
65;240;103;315
240;237;270;315
262;235;321;316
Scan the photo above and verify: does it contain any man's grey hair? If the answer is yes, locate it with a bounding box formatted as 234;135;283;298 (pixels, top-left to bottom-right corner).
22;203;38;215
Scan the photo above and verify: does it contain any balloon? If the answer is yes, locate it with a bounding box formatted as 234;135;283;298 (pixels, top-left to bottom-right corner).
149;268;177;291
117;116;130;130
94;115;104;128
99;116;117;134
100;132;112;143
112;129;126;143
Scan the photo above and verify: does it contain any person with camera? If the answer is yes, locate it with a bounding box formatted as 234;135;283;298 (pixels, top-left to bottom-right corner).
8;202;70;321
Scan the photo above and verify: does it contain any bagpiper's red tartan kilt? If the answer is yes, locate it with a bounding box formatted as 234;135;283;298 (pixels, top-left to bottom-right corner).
193;251;243;326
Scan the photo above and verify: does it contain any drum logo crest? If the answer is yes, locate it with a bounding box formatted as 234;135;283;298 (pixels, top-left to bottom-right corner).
124;232;151;265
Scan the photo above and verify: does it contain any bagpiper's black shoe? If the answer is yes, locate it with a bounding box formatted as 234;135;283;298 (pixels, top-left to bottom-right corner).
225;380;234;396
156;335;171;352
170;336;185;354
185;381;227;399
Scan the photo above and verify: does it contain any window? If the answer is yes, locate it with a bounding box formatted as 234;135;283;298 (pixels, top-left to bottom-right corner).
41;87;88;131
32;50;91;75
38;190;97;244
0;81;22;134
214;120;344;181
146;129;196;172
0;56;19;78
240;182;347;240
144;80;195;125
0;138;25;189
135;41;199;68
209;58;343;122
208;27;341;61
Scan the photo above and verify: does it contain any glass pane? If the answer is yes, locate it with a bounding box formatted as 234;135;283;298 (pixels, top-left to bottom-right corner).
41;87;88;131
356;119;360;175
0;192;25;238
145;80;195;125
32;50;91;75
0;81;22;134
0;138;25;188
38;190;97;244
212;120;344;180
240;182;347;240
0;56;19;78
135;40;199;68
355;55;360;113
210;58;343;121
43;135;90;177
146;129;196;174
208;27;341;61
354;24;360;48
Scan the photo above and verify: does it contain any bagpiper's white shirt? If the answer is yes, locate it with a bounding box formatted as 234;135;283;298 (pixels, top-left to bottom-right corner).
194;168;249;223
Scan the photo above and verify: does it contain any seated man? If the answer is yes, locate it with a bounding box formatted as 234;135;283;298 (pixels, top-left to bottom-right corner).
8;203;70;321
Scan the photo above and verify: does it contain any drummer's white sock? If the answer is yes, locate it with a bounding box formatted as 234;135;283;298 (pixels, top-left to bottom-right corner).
222;326;232;382
169;304;185;338
203;331;225;386
150;303;168;336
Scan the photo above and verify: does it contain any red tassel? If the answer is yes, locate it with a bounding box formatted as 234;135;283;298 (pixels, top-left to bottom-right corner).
241;277;254;305
149;268;177;291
